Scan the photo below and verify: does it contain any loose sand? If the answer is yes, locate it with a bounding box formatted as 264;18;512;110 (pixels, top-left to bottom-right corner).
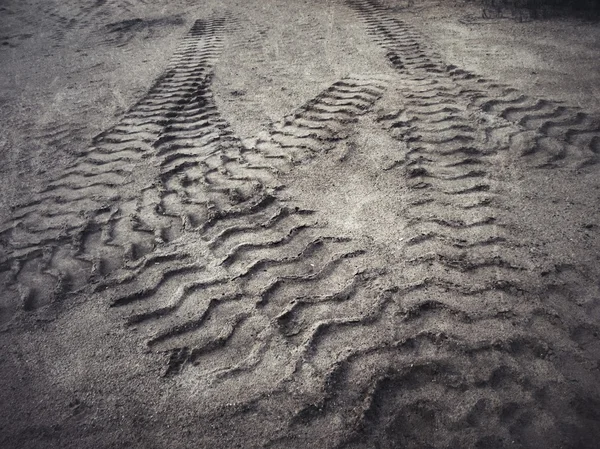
1;0;600;448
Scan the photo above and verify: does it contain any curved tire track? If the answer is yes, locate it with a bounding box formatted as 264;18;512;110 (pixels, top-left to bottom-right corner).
246;1;600;447
347;0;600;169
0;18;228;322
105;74;389;379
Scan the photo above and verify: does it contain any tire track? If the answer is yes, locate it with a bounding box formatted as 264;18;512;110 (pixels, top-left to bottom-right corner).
105;74;389;379
246;1;600;447
347;0;600;169
2;2;599;448
266;82;598;448
0;18;228;323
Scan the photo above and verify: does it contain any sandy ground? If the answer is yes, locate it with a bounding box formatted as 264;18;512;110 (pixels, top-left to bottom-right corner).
1;0;600;448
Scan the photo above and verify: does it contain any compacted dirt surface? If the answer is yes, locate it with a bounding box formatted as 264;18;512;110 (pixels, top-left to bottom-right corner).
1;0;600;448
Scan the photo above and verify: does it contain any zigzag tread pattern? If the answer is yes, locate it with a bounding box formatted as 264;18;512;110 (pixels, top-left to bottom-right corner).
0;18;229;323
346;0;600;169
3;3;599;448
235;1;600;448
105;74;390;379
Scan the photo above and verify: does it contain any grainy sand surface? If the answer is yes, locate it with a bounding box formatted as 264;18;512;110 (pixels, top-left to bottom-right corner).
1;1;600;448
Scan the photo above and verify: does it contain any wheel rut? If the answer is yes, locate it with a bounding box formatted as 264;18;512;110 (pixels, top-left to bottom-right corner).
105;73;390;380
251;1;600;447
348;0;600;170
0;18;230;321
1;3;600;449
